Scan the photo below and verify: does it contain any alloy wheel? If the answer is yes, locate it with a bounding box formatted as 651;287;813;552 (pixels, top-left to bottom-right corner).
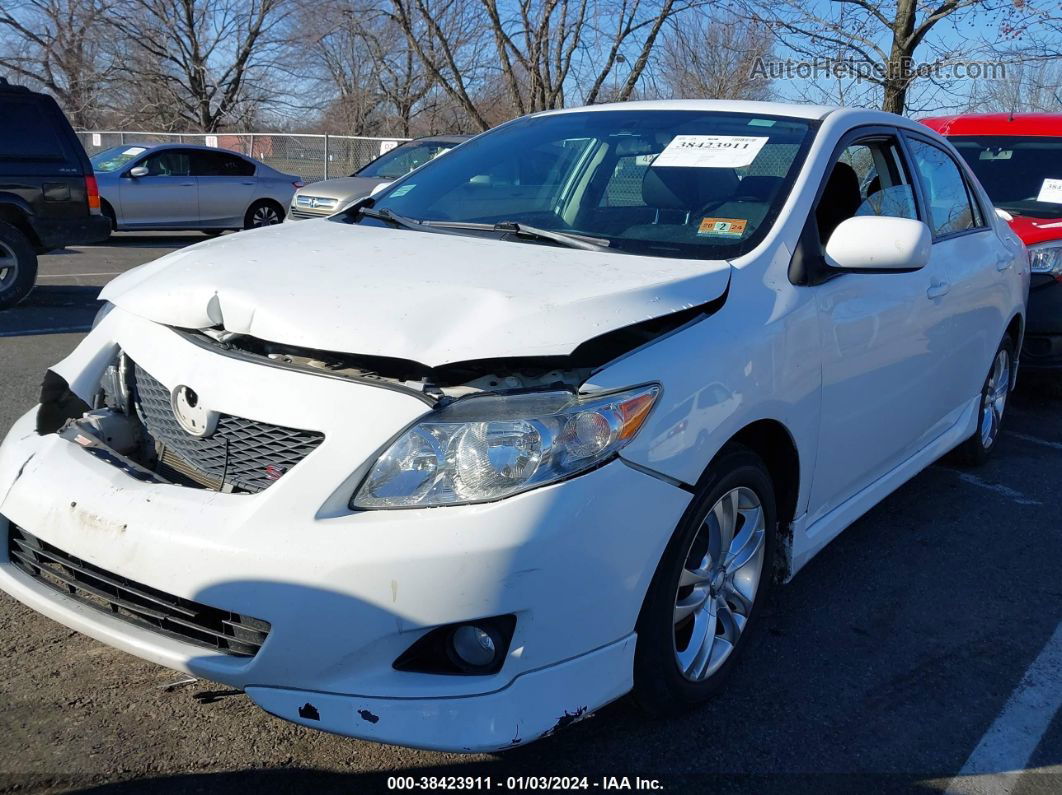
979;347;1010;448
0;240;18;290
673;486;766;681
252;205;281;227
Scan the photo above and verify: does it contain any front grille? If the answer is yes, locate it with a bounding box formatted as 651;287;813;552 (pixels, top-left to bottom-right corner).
131;363;323;493
295;194;338;212
8;525;270;656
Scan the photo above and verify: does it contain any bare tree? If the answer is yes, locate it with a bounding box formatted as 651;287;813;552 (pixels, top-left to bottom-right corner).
105;0;291;131
387;0;700;131
741;0;1035;115
0;0;115;126
658;12;773;100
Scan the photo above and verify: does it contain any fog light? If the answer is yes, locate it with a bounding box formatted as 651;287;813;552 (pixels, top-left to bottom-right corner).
450;624;500;670
393;615;515;675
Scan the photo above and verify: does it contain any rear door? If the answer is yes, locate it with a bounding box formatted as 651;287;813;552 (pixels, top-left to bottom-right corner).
118;149;198;227
902;133;1007;412
192;150;256;227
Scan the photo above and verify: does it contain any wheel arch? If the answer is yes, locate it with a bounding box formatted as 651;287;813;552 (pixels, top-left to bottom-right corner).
0;200;42;249
245;197;285;227
715;419;801;582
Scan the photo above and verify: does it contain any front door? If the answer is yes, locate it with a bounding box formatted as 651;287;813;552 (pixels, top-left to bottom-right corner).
118;149;197;227
808;132;951;524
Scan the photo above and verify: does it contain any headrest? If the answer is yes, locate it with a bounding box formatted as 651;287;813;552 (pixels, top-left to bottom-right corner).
642;166;739;211
824;162;860;199
736;175;783;201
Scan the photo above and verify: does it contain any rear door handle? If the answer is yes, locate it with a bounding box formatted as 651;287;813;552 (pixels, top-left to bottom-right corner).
927;281;951;299
996;253;1012;271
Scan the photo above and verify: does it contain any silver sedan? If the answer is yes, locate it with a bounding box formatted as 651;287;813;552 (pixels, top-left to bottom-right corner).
91;143;303;235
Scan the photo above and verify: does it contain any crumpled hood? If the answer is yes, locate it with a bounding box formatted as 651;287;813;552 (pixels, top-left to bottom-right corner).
100;220;731;367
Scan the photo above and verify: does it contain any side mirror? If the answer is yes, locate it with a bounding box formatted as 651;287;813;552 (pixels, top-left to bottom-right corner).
825;216;931;273
127;165;149;178
368;181;392;198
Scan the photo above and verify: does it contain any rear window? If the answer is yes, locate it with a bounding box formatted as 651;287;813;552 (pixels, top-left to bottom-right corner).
0;98;67;160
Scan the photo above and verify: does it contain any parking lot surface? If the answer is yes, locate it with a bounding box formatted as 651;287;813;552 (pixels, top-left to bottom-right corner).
0;235;1059;793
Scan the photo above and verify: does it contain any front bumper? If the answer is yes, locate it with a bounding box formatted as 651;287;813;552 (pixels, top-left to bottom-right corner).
1022;276;1062;370
0;309;690;750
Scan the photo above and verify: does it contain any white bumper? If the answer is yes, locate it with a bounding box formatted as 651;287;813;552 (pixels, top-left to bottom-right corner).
0;309;690;751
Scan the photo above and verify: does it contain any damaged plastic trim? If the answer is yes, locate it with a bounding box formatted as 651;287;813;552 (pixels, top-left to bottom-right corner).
36;370;91;435
171;287;728;404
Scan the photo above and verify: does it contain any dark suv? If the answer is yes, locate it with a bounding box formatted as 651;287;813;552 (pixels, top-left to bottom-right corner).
0;77;111;309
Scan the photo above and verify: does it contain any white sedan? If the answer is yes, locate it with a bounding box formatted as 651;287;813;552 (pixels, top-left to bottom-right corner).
0;100;1028;752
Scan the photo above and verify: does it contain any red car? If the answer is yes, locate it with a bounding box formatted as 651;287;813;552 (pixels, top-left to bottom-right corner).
922;113;1061;371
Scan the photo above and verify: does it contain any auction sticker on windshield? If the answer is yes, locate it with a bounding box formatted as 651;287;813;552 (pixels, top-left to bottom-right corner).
653;135;769;168
1036;178;1062;204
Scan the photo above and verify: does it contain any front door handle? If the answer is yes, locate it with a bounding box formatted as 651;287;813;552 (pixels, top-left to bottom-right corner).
179;182;195;187
927;280;951;299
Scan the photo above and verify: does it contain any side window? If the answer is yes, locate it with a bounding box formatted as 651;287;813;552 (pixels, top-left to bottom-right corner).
192;152;255;177
815;136;917;247
0;98;65;160
600;154;656;207
142;150;190;177
907;139;981;236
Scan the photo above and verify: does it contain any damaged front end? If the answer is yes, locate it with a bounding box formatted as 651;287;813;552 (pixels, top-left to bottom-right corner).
37;352;324;495
34;286;724;501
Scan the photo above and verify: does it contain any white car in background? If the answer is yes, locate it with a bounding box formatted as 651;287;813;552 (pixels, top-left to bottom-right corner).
0;101;1027;752
91;143;303;234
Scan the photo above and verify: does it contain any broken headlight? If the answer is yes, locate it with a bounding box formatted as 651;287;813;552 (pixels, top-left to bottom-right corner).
352;385;659;509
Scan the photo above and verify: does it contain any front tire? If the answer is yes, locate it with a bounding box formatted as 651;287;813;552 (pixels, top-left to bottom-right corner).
0;220;38;309
951;335;1015;466
633;445;776;715
244;200;284;229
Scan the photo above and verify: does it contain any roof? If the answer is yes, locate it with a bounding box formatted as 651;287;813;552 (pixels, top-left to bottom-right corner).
920;113;1062;137
540;99;840;121
408;135;472;144
112;142;254;153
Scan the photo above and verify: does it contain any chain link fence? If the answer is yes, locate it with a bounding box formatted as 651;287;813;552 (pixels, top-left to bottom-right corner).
76;131;411;183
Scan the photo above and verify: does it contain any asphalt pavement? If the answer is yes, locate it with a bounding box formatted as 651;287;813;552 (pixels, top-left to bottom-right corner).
0;233;1059;794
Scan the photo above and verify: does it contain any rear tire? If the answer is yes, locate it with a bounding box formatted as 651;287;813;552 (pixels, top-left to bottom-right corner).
99;200;116;242
951;335;1015;466
633;445;776;716
244;200;284;229
0;220;38;309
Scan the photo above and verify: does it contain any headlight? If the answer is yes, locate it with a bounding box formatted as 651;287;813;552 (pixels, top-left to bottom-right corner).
352;385;660;509
1029;243;1062;280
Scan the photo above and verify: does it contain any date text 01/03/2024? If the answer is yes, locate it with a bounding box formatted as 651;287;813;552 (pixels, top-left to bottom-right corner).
386;776;665;790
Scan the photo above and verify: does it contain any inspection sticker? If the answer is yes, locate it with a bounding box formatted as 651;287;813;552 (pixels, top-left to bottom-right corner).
122;147;146;156
653;135;769;169
1036;178;1062;204
697;217;748;237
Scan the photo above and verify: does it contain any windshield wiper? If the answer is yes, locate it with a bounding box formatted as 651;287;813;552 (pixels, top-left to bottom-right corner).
492;221;610;251
355;205;426;231
418;219;610;251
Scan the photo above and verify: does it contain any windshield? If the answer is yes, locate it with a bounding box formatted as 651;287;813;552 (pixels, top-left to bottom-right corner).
91;145;149;173
356;141;458;179
362;111;813;259
948;136;1062;219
